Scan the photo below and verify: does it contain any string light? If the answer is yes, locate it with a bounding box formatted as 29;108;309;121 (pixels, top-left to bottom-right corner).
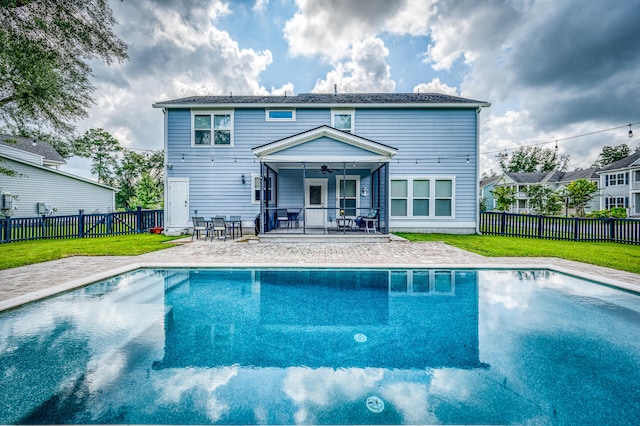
629;124;633;138
466;155;470;164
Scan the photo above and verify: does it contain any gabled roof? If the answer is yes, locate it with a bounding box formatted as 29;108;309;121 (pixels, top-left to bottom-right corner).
499;168;599;185
0;134;66;165
153;92;490;109
597;150;640;172
252;125;397;161
480;175;500;188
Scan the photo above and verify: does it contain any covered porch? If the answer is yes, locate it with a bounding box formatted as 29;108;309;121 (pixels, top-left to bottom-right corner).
252;126;397;238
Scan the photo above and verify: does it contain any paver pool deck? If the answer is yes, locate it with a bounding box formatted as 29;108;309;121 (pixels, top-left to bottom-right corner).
1;237;639;310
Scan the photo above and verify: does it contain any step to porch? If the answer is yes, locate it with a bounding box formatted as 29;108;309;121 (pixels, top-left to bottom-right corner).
258;233;389;243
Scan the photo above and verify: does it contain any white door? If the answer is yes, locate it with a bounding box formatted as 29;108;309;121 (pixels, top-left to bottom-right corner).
167;178;189;227
305;178;327;228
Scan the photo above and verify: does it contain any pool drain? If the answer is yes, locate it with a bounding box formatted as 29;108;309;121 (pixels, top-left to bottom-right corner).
366;396;384;413
354;333;367;343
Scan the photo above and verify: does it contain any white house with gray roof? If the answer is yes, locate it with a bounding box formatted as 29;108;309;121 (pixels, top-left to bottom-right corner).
489;169;600;214
597;150;640;217
153;92;490;237
0;135;116;217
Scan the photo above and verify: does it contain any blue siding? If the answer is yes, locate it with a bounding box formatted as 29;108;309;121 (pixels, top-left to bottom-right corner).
166;106;479;232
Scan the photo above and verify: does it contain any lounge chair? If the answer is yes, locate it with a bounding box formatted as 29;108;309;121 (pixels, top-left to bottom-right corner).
210;216;229;241
191;216;207;241
355;209;378;233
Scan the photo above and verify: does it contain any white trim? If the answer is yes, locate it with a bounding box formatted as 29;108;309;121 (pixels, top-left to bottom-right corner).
265;108;296;121
190;110;234;147
252;125;397;158
389;175;456;219
335;175;361;218
331;108;355;133
304;178;328;228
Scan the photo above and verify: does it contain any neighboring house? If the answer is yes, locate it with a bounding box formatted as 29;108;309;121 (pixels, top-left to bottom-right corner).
153;92;490;235
490;169;600;214
0;135;116;217
479;175;500;211
597;150;640;217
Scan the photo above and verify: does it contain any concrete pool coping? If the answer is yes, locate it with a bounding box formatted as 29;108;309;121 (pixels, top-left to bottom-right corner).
1;239;639;312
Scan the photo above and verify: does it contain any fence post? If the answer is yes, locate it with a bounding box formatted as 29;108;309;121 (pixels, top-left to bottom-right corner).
573;218;579;241
136;206;142;233
2;218;10;243
500;212;506;235
78;210;84;238
609;218;616;242
537;215;544;238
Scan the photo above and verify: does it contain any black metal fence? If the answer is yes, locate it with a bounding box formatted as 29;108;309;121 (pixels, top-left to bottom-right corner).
0;208;164;243
480;212;640;244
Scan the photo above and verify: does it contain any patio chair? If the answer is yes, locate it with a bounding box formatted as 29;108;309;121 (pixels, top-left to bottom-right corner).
191;216;207;241
276;209;290;229
355;209;378;233
210;216;229;241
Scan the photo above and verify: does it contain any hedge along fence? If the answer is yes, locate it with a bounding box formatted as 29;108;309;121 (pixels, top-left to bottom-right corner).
480;212;640;244
0;208;163;243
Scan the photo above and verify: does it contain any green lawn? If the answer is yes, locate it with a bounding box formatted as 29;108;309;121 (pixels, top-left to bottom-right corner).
395;233;640;275
0;234;182;270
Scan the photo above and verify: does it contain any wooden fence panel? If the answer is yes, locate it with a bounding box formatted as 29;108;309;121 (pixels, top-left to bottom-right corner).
480;212;640;244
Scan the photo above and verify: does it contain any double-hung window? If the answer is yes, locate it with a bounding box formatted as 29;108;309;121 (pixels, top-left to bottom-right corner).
192;110;233;146
331;109;354;133
336;176;359;217
390;177;454;218
252;174;274;204
605;172;628;186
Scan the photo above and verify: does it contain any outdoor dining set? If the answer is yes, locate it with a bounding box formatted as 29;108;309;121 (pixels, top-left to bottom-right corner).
191;216;242;241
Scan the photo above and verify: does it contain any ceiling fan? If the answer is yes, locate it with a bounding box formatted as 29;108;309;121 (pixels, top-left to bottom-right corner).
320;164;333;174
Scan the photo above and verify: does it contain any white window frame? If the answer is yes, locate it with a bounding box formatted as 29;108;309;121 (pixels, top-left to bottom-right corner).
605;172;628;186
265;108;296;121
251;173;274;205
191;110;234;147
388;270;455;296
390;176;455;219
331;109;355;133
605;196;628;209
335;175;360;217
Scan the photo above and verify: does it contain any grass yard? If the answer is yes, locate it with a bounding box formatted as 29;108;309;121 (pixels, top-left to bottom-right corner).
0;234;181;270
396;233;640;275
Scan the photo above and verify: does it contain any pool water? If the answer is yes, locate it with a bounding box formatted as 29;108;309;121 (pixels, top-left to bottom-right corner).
1;268;639;424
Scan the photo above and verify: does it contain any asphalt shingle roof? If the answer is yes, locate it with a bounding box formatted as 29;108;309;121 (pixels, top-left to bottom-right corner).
154;92;489;106
0;134;66;164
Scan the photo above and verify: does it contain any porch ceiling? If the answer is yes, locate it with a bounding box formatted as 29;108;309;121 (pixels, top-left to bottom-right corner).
262;160;386;173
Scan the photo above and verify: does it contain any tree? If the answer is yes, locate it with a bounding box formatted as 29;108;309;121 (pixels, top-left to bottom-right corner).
496;146;570;173
592;144;631;168
491;185;517;212
114;149;164;210
565;178;598;217
72;128;122;183
0;0;127;134
524;184;563;216
128;172;163;209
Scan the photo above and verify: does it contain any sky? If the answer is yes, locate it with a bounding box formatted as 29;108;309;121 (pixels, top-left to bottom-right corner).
66;0;640;179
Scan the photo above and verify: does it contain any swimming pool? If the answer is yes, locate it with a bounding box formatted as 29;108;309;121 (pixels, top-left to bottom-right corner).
0;268;639;424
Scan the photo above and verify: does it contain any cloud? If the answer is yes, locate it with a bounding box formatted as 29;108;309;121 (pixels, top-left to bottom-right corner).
312;37;395;93
413;78;458;96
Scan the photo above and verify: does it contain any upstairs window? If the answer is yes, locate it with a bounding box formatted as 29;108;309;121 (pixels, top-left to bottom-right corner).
605;172;628;186
266;108;295;121
192;111;233;146
331;109;354;133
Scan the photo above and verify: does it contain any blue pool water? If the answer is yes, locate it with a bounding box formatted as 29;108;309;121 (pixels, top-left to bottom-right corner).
0;268;639;424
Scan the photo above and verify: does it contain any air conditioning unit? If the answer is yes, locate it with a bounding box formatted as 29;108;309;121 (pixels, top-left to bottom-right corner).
1;193;12;210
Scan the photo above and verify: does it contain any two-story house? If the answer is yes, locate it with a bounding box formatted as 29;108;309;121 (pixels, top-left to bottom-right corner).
487;169;600;214
598;150;640;217
0;135;116;217
153;93;490;237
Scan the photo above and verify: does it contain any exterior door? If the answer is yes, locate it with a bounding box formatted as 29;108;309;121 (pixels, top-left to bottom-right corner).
167;178;189;227
305;178;327;228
